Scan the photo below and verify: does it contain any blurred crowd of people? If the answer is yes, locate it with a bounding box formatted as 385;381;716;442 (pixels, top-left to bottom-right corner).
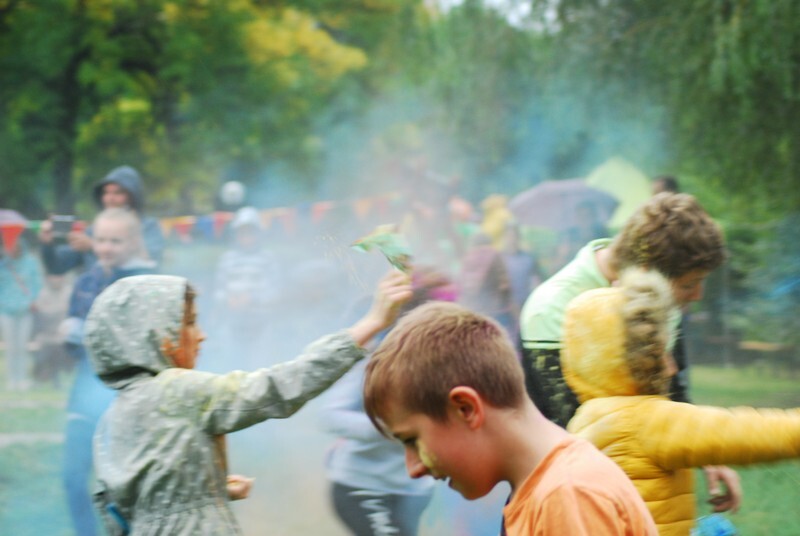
0;162;632;536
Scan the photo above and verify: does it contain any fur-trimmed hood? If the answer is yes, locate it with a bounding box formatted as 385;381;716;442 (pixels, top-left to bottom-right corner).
562;268;674;402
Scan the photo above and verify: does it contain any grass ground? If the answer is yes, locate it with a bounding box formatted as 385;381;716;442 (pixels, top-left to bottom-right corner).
690;366;800;535
1;357;799;535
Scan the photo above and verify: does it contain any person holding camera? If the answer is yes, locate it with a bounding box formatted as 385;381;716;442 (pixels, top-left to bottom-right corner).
39;165;165;275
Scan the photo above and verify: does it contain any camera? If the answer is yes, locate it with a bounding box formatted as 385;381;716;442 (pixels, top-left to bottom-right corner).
51;215;76;242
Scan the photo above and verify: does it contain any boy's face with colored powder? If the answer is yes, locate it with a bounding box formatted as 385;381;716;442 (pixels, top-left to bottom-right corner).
380;397;497;501
92;217;139;270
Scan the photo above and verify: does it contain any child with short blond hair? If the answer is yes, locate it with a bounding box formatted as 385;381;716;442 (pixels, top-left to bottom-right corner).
364;301;658;536
62;207;156;536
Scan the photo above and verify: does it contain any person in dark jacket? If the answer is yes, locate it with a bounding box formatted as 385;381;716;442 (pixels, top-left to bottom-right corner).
40;165;165;275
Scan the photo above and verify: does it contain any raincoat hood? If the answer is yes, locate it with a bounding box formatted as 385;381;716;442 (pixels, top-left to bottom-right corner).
93;165;146;213
561;268;673;402
85;274;187;389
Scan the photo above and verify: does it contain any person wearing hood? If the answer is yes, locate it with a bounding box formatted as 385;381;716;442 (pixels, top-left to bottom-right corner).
61;207;158;536
85;270;411;535
40;165;165;275
561;268;800;536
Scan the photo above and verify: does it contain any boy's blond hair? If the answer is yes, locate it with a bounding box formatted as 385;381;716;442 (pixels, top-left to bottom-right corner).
609;192;726;279
94;207;146;258
364;301;526;429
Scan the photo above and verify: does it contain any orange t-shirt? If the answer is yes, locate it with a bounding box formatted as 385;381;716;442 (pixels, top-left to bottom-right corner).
502;436;657;535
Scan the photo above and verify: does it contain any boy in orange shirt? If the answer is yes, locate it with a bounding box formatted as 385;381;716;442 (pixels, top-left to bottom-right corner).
363;301;658;535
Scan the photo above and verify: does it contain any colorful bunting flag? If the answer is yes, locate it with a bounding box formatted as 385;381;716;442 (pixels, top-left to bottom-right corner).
172;216;196;242
213;212;233;237
311;201;335;224
353;198;373;221
0;223;25;254
276;207;296;235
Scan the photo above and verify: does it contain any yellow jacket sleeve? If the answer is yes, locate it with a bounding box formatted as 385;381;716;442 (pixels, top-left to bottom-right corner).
637;399;800;470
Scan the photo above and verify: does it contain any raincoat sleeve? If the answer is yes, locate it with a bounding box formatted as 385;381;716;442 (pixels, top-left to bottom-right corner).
164;331;366;435
637;399;800;470
93;481;130;535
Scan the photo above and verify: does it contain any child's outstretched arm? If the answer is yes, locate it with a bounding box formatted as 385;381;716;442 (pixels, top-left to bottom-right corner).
347;270;413;348
176;270;412;436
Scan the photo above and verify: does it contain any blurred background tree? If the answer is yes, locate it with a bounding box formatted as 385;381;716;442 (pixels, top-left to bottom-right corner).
1;0;799;346
0;0;407;215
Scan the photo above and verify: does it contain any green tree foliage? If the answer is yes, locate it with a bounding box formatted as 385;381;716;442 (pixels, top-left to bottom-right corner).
527;0;800;219
0;0;377;215
524;0;800;346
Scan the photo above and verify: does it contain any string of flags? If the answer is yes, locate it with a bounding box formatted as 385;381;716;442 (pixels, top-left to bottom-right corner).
0;192;402;253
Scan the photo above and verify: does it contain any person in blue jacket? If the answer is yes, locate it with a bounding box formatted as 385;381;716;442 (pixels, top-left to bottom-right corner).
39;165;165;275
61;207;157;536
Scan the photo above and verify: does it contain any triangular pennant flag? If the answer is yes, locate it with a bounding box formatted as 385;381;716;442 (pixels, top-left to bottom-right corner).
0;223;25;254
259;209;274;231
296;202;312;225
213;212;233;237
195;215;214;240
173;217;196;243
160;218;176;238
311;201;335;224
277;207;297;235
353;197;373;221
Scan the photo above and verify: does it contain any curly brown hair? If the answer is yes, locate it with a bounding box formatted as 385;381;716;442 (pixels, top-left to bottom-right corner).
609;193;727;279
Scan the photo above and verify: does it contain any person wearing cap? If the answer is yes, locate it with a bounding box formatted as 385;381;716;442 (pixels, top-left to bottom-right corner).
39;165;165;275
209;206;282;370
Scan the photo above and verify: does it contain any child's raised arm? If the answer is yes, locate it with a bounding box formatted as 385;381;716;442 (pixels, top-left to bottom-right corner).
347;270;413;348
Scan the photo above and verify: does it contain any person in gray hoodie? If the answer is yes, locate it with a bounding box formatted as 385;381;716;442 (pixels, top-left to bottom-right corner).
85;270;411;535
40;165;165;274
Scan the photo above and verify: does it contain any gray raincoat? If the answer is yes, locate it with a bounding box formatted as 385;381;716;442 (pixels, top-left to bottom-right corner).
85;274;366;535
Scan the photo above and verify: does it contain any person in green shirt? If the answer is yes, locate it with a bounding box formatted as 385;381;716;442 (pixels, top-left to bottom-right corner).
519;192;725;426
519;193;742;513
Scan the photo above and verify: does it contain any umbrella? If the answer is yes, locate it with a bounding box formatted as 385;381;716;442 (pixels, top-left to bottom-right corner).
585;157;652;232
508;178;619;233
0;209;28;254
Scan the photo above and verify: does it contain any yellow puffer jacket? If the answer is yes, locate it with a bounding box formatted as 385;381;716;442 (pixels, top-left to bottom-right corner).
561;271;800;536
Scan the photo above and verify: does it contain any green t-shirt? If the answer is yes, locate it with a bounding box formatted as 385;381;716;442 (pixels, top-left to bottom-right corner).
520;239;612;350
520;238;679;351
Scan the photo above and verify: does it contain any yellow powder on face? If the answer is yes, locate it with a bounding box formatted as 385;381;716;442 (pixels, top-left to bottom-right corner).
418;443;438;470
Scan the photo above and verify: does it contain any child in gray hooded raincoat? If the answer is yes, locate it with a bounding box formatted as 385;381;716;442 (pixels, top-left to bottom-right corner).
85;271;411;535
